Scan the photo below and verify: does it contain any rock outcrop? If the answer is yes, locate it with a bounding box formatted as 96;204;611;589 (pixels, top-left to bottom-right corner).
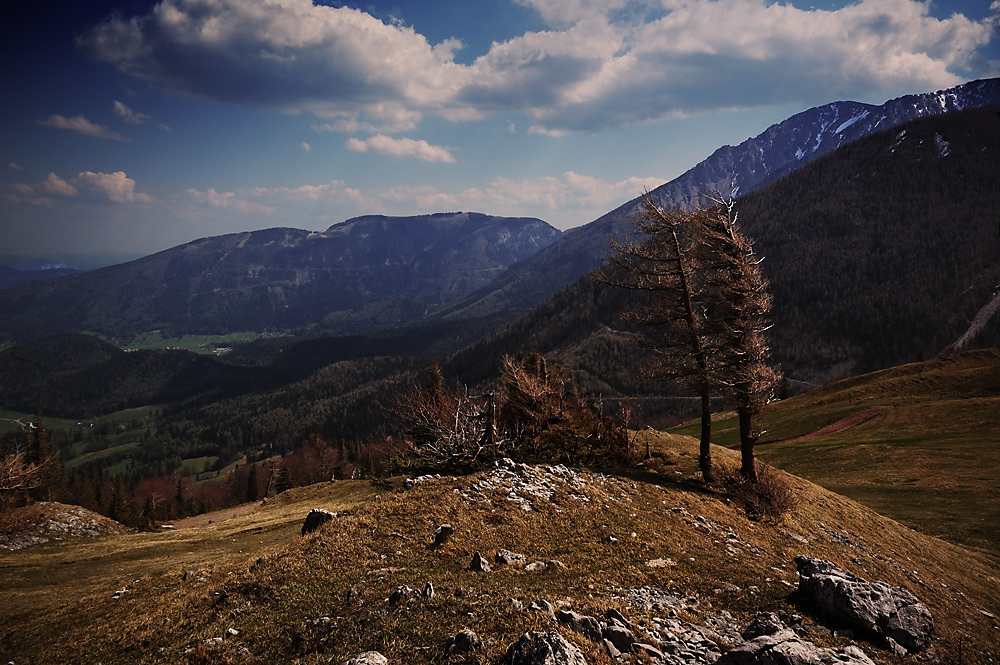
795;556;934;654
301;508;335;536
501;631;588;665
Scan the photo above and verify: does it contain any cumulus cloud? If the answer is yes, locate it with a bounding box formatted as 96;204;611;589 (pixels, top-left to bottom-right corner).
112;100;153;124
37;114;129;141
76;0;997;135
3;170;152;206
345;135;457;162
165;171;661;229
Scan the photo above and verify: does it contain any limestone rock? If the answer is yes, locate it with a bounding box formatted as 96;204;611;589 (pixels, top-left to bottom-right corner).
555;610;603;641
496;549;527;566
742;612;786;639
432;524;454;546
715;628;876;665
445;629;481;655
347;652;387;665
795;556;934;653
528;599;556;619
469;551;492;572
500;630;588;665
301;509;335;536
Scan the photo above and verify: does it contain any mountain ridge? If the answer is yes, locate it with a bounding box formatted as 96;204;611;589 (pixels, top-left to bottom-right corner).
436;77;1000;321
0;213;561;344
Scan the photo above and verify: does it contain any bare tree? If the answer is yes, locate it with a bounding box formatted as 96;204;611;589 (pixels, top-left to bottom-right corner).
598;193;780;482
701;197;781;481
596;192;731;481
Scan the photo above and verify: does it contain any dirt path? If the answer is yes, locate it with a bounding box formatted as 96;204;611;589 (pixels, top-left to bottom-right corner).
163;501;261;529
757;405;893;445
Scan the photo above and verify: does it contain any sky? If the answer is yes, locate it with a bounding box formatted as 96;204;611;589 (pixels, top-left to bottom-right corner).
1;0;998;265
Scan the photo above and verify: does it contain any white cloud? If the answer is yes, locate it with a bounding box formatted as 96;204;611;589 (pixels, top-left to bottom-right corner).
345;135;457;163
76;0;997;136
112;100;153;124
300;142;311;152
37;114;129;141
3;170;151;206
165;170;662;229
8;162;24;171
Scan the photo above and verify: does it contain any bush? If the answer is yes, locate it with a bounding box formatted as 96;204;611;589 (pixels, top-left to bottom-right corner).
389;353;634;469
717;461;796;521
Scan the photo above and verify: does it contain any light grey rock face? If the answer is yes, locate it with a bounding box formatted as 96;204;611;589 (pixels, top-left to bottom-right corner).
346;651;387;665
556;610;604;642
795;556;934;653
500;631;588;665
715;628;876;665
446;629;481;655
301;508;335;536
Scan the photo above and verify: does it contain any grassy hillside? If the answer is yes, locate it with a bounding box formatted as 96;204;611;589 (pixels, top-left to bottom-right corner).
2;435;997;664
673;348;1000;558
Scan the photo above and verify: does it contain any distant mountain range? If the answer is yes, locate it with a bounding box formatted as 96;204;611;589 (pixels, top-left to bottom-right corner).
0;262;83;292
440;78;1000;320
1;78;997;380
0;212;560;343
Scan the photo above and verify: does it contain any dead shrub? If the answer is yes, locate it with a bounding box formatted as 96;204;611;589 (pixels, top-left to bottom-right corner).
389;353;634;469
717;461;796;521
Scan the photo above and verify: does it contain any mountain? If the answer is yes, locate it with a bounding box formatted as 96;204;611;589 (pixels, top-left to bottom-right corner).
442;105;1000;397
0;212;560;344
440;77;1000;320
0;263;83;291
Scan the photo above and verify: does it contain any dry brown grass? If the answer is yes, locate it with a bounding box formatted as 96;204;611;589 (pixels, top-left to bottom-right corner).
1;433;997;665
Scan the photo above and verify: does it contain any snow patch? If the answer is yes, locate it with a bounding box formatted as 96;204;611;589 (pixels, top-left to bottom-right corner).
835;110;870;134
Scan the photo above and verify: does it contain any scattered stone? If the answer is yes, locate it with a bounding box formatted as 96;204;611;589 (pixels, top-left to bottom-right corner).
602;623;636;653
454;587;469;598
423;581;435;599
603;639;622;658
469;551;492;572
496;549;527;566
646;558;675;568
346;587;360;604
346;651;388;665
388;585;414;605
432;524;455;547
556;610;603;641
227;628;240;637
525;561;548;572
445;629;481;655
500;630;588;665
301;509;336;536
795;555;934;653
510;598;525;611
742;612;786;640
528;599;556;618
548;560;567;569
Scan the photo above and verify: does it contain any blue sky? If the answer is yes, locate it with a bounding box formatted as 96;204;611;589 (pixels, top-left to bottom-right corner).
2;0;998;264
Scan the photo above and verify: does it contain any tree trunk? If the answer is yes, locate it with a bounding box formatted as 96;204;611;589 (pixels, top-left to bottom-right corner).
699;390;715;482
738;406;757;482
